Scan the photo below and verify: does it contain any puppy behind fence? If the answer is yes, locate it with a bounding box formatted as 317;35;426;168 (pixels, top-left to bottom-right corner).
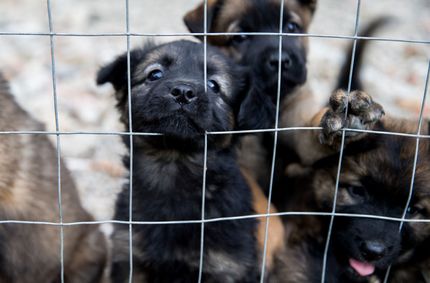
0;0;429;283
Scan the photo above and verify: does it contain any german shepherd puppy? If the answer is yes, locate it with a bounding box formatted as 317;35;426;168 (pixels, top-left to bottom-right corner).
184;0;315;125
276;90;430;283
97;40;285;283
184;0;317;191
0;73;107;282
183;1;389;200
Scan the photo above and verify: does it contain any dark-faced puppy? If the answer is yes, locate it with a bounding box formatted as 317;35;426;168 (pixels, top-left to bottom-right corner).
184;0;315;130
0;73;107;283
184;0;317;199
97;40;277;282
277;91;430;283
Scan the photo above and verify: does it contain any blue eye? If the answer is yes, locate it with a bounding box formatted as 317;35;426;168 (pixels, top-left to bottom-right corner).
207;80;220;93
147;69;163;81
286;22;301;33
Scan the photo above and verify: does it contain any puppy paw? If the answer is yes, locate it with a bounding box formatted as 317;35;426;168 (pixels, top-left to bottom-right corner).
319;90;384;148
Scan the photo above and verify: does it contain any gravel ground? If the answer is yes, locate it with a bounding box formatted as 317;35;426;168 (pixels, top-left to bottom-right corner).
0;0;429;221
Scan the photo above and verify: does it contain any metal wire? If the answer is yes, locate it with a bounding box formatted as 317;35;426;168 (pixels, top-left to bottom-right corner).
0;31;429;45
125;0;134;281
259;0;285;281
383;60;430;283
197;0;209;278
0;1;429;283
1;127;430;138
2;210;430;227
321;0;362;281
46;0;65;282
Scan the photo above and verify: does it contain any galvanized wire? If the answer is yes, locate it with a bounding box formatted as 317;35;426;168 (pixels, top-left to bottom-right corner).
46;0;65;282
0;1;429;283
321;0;362;281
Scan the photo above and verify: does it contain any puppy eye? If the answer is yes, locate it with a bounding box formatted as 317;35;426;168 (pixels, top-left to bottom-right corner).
232;34;249;44
207;80;220;93
147;69;163;81
408;205;426;217
347;185;367;199
286;22;301;33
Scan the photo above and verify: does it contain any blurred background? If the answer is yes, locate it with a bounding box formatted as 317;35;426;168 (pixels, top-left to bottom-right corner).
0;0;429;221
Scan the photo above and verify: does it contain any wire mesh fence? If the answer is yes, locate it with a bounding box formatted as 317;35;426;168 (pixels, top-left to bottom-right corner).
0;0;429;282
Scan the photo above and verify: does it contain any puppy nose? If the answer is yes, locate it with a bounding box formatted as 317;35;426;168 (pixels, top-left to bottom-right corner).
268;52;292;70
360;240;386;261
170;84;196;105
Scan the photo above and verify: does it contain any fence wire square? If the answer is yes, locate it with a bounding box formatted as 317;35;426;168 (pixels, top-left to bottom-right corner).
0;0;429;283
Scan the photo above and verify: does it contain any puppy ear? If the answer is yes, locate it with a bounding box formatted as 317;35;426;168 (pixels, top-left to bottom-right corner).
237;85;276;131
96;47;149;91
96;53;129;91
183;0;222;36
296;0;317;13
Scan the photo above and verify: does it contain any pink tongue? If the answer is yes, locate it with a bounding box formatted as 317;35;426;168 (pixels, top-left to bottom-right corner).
349;258;375;277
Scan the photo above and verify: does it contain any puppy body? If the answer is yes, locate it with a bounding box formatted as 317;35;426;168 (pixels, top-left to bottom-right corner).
98;40;286;282
0;74;107;282
277;91;430;283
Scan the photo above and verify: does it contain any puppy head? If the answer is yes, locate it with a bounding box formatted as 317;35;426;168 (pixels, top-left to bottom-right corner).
184;0;316;97
309;136;430;281
97;40;247;150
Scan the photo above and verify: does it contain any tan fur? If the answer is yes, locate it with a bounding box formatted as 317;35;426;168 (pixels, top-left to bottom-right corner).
0;73;107;283
241;168;286;273
184;0;314;50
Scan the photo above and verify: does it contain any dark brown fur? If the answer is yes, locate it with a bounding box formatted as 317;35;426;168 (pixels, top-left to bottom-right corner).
0;73;107;283
277;91;430;282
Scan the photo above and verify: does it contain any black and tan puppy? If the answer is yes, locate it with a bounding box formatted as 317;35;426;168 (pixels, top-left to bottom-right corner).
0;73;107;282
184;0;323;200
184;0;315;129
184;1;388;199
276;90;430;283
97;40;285;283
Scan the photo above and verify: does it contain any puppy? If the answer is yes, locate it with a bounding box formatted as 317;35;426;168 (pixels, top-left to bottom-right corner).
184;0;317;192
0;73;107;282
184;1;390;202
276;90;430;283
97;40;285;283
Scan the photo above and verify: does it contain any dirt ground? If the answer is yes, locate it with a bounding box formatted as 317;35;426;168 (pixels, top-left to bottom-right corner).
0;0;429;221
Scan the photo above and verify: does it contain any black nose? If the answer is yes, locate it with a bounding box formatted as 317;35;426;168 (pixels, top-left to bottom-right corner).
360;240;386;261
268;52;292;71
170;84;196;105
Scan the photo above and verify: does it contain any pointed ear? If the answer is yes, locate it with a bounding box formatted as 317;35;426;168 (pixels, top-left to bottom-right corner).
237;86;276;131
229;66;251;119
96;53;129;91
183;0;222;37
296;0;317;14
96;48;148;91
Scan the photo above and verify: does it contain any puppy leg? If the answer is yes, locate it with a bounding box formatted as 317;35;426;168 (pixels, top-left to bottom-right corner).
241;168;285;277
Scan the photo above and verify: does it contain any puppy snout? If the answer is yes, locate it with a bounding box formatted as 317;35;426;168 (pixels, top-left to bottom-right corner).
268;52;292;71
170;84;197;105
359;240;386;261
